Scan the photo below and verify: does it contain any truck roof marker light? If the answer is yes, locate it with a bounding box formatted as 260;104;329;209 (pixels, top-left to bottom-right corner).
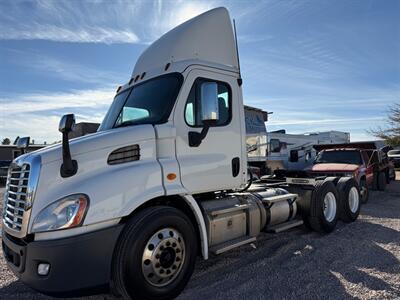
129;77;134;85
116;86;122;93
134;75;140;82
141;72;146;79
165;63;171;71
167;173;177;181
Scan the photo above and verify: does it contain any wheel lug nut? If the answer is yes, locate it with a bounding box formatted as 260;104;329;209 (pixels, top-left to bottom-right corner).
160;269;164;274
166;241;171;246
172;242;177;247
155;263;160;268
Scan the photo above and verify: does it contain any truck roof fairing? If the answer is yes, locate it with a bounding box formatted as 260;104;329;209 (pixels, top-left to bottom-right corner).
132;7;239;78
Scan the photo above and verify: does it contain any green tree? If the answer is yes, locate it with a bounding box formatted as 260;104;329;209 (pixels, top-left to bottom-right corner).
1;138;11;145
370;103;400;147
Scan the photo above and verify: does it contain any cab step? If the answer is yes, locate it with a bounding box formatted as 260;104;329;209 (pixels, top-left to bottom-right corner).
266;219;304;233
210;236;257;255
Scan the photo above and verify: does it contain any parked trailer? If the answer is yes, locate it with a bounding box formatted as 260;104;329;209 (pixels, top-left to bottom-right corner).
2;8;361;299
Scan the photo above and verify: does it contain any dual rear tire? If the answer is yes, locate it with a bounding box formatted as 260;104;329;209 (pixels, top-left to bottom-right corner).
306;177;361;233
337;178;361;223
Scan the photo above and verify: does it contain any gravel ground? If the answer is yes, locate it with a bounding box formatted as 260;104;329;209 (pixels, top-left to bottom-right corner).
0;173;399;300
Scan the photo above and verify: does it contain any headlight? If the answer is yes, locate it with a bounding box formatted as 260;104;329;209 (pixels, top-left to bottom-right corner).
32;194;89;233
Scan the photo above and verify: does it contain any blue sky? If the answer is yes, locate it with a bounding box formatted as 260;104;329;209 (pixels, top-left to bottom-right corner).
0;0;399;143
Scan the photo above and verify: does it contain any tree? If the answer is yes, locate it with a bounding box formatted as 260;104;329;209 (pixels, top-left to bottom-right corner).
1;138;11;145
370;103;400;147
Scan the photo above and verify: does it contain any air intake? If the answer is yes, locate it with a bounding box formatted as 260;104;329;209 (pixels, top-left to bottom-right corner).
108;145;140;165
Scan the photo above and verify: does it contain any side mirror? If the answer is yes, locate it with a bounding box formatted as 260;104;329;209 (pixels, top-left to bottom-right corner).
200;82;219;123
289;150;299;162
59;114;78;177
16;136;30;154
188;82;219;147
59;114;76;133
305;152;311;161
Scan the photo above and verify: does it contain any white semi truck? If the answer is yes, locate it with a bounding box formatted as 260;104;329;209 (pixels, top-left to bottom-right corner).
2;8;362;299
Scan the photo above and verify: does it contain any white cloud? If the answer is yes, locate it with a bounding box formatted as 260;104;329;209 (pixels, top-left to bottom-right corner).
7;49;125;84
0;1;141;44
2;88;115;115
1;25;139;44
0;0;223;44
0;88;115;143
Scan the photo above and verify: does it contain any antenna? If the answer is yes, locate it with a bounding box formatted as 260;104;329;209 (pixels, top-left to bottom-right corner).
233;19;242;86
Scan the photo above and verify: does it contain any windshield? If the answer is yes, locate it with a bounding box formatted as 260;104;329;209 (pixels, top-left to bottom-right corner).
314;150;362;165
98;73;183;131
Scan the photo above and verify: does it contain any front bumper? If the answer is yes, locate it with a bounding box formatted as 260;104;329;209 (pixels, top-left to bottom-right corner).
2;224;124;297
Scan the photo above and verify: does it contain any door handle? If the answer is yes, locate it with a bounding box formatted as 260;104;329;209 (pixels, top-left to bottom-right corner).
232;157;240;177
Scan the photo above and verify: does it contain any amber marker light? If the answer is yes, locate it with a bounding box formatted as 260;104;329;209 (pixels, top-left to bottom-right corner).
167;173;177;181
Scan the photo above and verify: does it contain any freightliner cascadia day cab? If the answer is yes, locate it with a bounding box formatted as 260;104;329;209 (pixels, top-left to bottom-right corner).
2;7;362;299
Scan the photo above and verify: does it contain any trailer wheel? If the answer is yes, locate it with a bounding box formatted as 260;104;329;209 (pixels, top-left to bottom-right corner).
377;172;387;191
112;206;198;300
308;180;339;233
359;178;369;203
337;177;361;222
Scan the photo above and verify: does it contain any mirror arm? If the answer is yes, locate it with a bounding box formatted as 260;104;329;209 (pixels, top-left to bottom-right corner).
188;120;216;147
60;130;77;178
189;125;210;147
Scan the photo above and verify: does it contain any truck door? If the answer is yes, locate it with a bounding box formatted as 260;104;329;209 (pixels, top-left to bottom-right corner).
362;150;374;185
174;69;245;193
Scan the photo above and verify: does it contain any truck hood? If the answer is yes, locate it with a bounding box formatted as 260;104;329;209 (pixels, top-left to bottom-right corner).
26;125;156;165
308;163;359;172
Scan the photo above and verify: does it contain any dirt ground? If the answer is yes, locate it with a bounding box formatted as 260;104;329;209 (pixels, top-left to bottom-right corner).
0;173;399;300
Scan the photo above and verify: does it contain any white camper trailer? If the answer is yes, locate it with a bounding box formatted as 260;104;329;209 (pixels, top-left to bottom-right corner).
267;130;350;171
245;105;269;175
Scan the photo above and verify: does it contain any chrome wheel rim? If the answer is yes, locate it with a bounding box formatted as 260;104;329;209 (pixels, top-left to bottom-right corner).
142;228;185;287
349;187;359;213
323;192;337;222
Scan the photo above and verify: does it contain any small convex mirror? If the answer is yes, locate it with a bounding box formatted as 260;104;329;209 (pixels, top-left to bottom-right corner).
59;114;76;133
16;136;30;150
200;82;219;122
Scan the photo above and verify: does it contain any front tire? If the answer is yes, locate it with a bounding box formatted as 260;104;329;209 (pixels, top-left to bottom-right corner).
337;177;361;223
112;206;198;300
308;180;340;233
359;178;369;203
377;172;387;191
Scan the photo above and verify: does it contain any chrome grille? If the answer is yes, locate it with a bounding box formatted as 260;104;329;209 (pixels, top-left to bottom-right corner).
3;164;30;231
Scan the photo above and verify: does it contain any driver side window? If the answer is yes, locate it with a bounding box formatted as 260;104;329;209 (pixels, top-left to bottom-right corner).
185;78;231;127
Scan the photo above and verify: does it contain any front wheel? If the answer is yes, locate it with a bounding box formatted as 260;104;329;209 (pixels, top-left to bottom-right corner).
112;206;198;300
359;178;369;203
377;172;387;191
308;180;340;233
